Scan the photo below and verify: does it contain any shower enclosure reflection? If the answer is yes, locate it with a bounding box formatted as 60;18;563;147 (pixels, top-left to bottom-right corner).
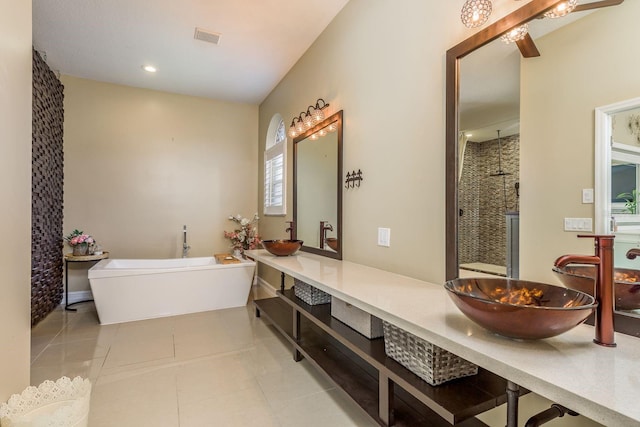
458;34;521;278
458;130;520;277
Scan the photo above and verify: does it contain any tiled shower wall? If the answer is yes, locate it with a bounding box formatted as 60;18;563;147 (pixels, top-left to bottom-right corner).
31;50;64;326
459;134;519;267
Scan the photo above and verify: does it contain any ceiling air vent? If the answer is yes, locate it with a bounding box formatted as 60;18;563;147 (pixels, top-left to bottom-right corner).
194;28;221;45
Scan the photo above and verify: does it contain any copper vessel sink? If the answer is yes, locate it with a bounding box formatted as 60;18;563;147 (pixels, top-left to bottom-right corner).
261;239;303;256
325;237;339;252
444;278;596;340
552;265;640;311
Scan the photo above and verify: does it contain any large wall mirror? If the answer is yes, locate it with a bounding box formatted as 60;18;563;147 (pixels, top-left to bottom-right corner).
446;0;640;336
294;110;343;259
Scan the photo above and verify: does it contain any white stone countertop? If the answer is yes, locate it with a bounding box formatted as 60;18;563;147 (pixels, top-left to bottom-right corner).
247;249;640;427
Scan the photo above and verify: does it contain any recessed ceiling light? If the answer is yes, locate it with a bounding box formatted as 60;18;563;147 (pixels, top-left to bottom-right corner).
142;65;157;73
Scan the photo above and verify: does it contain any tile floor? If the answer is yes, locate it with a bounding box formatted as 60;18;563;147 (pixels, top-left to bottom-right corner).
30;287;603;427
30;287;377;427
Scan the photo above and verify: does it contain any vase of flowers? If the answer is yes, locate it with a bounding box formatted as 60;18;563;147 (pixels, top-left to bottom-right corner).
224;213;261;257
65;229;95;256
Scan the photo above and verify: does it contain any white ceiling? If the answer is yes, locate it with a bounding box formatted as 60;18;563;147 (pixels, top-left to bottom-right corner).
32;0;350;104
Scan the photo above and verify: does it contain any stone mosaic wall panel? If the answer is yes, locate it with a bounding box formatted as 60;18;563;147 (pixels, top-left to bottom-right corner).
459;134;519;267
31;49;64;326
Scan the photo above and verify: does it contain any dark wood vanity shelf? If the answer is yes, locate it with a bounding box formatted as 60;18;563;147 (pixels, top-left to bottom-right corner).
254;289;526;426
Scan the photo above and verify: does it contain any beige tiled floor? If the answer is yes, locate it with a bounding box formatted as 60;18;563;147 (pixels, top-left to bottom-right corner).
30;288;603;427
30;287;377;427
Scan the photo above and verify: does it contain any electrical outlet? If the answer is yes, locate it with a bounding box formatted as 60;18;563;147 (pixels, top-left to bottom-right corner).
377;228;390;247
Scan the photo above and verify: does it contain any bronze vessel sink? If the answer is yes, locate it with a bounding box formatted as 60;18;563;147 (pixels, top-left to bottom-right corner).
325;237;339;252
552;265;640;311
261;239;303;256
444;278;596;340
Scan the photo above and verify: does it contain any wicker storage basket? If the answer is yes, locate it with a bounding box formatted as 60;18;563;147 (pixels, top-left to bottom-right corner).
293;278;331;305
383;321;478;386
331;296;383;339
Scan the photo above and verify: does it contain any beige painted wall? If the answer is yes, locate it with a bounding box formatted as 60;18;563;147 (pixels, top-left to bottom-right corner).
62;76;258;291
257;1;527;288
520;1;640;284
0;0;32;400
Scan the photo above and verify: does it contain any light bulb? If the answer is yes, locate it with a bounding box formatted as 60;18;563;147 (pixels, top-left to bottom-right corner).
461;0;492;29
310;133;319;140
303;113;314;129
318;128;327;137
312;108;325;124
288;125;297;138
295;118;305;134
500;23;529;44
544;0;577;18
327;122;338;133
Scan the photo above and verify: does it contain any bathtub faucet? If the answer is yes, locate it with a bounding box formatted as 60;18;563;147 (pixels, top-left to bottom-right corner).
182;225;191;258
553;235;616;347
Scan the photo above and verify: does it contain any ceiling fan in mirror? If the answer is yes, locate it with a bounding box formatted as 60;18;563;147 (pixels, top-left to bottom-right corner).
460;0;624;58
505;0;624;57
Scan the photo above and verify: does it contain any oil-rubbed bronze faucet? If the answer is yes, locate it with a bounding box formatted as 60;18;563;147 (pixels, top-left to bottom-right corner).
626;248;640;260
554;235;616;347
319;221;333;249
285;221;296;240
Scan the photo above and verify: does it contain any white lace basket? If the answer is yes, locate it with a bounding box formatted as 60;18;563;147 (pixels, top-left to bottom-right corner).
0;376;91;427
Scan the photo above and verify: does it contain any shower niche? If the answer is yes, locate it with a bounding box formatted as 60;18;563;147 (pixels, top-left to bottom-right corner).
458;132;520;277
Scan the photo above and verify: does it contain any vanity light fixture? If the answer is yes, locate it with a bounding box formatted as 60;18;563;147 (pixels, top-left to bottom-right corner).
287;98;330;138
500;23;529;44
142;65;157;73
460;0;493;28
544;0;578;18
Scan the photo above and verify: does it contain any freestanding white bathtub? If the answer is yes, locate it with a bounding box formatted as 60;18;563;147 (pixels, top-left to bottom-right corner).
88;256;256;325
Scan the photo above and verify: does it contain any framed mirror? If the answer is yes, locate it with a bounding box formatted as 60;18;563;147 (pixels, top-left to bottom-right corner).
446;0;640;336
293;110;343;259
446;0;561;279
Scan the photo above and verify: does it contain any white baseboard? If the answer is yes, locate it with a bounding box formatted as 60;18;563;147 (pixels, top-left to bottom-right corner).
256;277;277;297
63;290;93;305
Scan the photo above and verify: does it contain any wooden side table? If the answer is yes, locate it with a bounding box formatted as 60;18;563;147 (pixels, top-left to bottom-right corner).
64;252;109;311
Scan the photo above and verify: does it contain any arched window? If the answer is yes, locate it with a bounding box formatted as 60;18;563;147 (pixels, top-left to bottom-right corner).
264;114;286;215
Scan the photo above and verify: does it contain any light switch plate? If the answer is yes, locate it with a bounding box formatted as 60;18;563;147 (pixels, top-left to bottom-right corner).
564;218;593;232
377;227;390;247
582;188;594;204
